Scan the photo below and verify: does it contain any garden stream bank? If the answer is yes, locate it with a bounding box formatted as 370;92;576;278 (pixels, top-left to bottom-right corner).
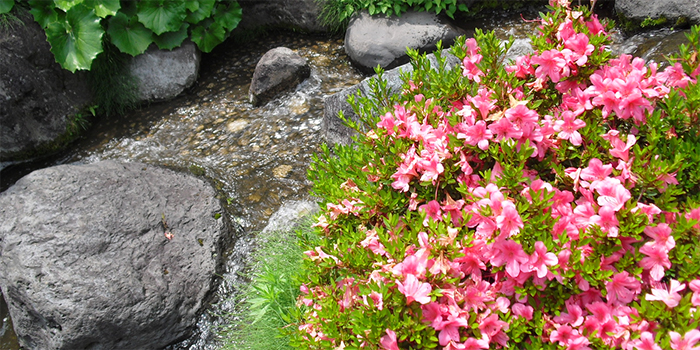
0;10;693;350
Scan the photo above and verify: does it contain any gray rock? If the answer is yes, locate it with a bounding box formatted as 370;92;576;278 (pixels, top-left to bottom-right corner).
615;0;700;25
345;10;467;73
262;200;320;233
249;47;310;106
237;0;327;32
128;41;201;102
0;12;91;160
0;161;235;350
324;50;461;145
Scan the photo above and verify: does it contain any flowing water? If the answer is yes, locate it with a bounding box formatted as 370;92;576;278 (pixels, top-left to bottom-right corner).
0;10;692;349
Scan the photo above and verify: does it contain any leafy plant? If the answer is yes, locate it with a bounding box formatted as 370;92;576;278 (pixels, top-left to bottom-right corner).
1;0;242;72
293;1;700;349
220;221;319;350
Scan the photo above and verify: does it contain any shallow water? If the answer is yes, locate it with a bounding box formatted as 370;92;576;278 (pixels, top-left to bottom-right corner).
0;10;693;349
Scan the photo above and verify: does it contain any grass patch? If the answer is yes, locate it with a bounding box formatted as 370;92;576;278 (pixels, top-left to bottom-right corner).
218;219;318;350
87;40;141;117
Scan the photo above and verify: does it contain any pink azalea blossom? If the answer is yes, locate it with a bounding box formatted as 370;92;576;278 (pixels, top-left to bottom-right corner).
496;200;524;237
532;49;569;83
590;205;620;237
645;280;686;308
631;331;662;350
460;120;493;150
605;271;641;304
380;329;399;350
490;239;529;278
669;329;700;350
591;177;631;212
689;280;700;306
523;241;558;278
643;223;675;251
554;301;584;327
396;274;432;305
639;243;671;281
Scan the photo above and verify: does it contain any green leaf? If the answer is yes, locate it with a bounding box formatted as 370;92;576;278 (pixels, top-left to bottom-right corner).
28;0;58;28
107;12;153;56
185;0;214;24
85;0;120;18
213;1;241;31
45;4;104;72
153;22;188;50
0;0;14;15
190;20;225;52
136;0;187;35
184;0;198;12
53;0;83;12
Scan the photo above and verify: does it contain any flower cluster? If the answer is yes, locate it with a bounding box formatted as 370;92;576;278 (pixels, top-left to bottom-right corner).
295;2;700;350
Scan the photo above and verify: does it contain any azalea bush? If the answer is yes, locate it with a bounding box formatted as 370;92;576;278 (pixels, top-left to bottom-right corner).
0;0;241;72
293;1;700;349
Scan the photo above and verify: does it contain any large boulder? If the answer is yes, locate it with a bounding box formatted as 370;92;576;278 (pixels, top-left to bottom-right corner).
128;41;201;102
249;47;310;106
0;12;91;161
615;0;700;25
0;160;234;350
345;10;467;73
324;50;461;145
237;0;327;32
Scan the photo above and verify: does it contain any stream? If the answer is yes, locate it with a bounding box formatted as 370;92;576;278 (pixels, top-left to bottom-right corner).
0;8;692;349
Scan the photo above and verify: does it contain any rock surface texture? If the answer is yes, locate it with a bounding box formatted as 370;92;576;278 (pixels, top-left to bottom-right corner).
0;12;91;160
615;0;700;25
128;41;201;102
0;161;233;350
249;47;310;106
324;50;461;145
344;10;466;73
237;0;326;32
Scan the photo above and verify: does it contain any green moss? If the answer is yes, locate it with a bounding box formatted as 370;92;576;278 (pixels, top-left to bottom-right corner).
188;164;207;177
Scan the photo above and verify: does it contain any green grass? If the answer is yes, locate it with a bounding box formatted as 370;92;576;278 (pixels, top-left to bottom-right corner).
87;40;141;117
219;219;318;350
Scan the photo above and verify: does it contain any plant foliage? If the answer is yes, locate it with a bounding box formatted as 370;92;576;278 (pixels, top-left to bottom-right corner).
3;0;242;72
294;1;700;349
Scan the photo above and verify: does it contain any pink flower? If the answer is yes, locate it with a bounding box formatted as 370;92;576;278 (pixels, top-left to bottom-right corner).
478;313;508;342
643;223;675;251
489;117;523;141
590;177;631;212
631;331;662;350
689;280;700;306
396;274;432;305
670;329;700;350
490;239;529;278
554;110;586;145
524;241;558;278
512;303;534;320
590;205;620;237
448;338;489;350
645;279;686;308
550;324;578;346
531;49;569;83
605;271;641;304
380;329;399;350
471;88;497;119
496;200;524;237
460;120;493;150
505;104;538;127
639;243;671;281
553;301;584;327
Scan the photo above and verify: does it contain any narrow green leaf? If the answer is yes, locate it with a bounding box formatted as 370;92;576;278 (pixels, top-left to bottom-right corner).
213;1;241;31
190;21;225;52
0;0;14;14
185;0;214;24
28;0;58;28
85;0;120;18
136;0;187;35
107;12;153;56
45;4;104;72
53;0;83;12
153;22;188;50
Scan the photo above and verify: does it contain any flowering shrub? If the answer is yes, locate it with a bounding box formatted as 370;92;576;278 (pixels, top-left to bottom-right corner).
294;1;700;349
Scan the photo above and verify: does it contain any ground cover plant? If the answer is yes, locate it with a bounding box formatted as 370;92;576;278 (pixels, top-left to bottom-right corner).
293;0;700;348
0;0;242;72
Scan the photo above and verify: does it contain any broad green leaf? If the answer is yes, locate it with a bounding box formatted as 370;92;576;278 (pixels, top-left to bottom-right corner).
153;22;188;50
85;0;120;18
53;0;83;12
184;0;198;12
45;4;103;72
213;1;241;31
190;20;225;52
28;0;58;28
185;0;214;24
0;0;14;15
136;0;187;35
107;12;153;56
